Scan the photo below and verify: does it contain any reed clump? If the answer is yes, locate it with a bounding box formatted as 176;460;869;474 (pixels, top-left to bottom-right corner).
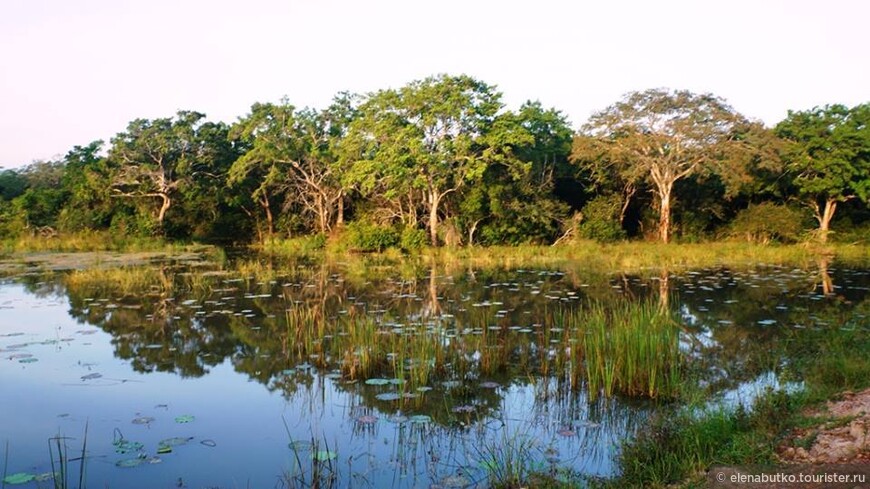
560;300;683;400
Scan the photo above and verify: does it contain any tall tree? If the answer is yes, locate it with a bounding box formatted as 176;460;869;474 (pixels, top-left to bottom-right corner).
345;74;512;245
108;111;212;232
573;89;751;243
230;99;352;238
775;104;870;242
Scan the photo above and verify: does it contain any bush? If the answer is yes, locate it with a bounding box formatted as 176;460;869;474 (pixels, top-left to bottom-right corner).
727;203;807;244
344;221;399;252
399;227;427;252
578;194;626;242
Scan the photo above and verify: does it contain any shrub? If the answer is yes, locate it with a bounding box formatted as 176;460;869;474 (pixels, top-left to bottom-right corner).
578;194;626;242
344;221;399;252
727;203;807;244
399;226;427;252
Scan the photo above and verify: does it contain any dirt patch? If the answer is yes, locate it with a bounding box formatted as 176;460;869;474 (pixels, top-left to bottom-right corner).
779;388;870;464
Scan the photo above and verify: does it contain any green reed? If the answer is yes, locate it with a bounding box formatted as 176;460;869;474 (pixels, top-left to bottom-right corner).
562;300;682;400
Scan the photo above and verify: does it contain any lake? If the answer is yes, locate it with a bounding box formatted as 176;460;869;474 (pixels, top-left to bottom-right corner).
1;256;867;488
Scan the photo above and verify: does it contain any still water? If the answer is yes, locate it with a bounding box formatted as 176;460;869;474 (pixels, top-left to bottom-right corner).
0;257;867;488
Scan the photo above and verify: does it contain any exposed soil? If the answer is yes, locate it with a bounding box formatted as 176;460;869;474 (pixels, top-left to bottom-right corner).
779;388;870;464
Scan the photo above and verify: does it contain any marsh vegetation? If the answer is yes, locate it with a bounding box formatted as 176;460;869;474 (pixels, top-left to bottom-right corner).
0;252;868;487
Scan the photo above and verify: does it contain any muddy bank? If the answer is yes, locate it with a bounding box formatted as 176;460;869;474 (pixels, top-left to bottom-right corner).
779;388;870;464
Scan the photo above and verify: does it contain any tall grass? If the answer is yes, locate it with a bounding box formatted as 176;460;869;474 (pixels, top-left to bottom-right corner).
28;422;89;489
65;267;174;295
567;301;682;400
1;231;182;253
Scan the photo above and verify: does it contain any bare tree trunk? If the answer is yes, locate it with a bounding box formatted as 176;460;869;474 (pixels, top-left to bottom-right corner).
657;183;673;244
468;219;481;247
620;184;636;225
157;194;171;228
336;192;344;226
428;191;440;246
816;199;837;243
260;195;274;236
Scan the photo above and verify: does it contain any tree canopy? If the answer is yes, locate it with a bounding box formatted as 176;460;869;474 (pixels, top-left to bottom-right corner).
2;76;867;246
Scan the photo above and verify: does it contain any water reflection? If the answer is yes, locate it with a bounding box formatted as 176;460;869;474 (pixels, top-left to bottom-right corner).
1;259;868;487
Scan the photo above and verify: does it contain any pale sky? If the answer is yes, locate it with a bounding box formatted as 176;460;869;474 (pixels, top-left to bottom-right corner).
1;0;868;168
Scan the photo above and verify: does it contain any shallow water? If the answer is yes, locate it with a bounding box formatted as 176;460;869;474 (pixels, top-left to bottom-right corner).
0;259;867;488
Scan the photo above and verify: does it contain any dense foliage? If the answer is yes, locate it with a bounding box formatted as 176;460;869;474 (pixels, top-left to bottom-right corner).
1;75;867;245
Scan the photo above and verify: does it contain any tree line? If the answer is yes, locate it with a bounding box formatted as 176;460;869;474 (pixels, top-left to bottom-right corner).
1;74;867;247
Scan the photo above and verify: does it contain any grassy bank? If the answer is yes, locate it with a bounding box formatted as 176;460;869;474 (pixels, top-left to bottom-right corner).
260;239;870;272
607;326;870;488
0;231;188;254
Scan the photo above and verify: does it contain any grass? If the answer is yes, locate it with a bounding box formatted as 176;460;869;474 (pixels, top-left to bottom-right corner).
427;240;870;272
252;238;870;277
0;231;183;253
281;417;337;489
608;324;870;488
64;266;174;295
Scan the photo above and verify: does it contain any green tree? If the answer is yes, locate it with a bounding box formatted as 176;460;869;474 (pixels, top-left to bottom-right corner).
345;74;515;245
56;141;116;231
107;111;214;232
775;104;870;242
573;89;752;243
460;102;571;245
230;100;351;238
0;170;28;201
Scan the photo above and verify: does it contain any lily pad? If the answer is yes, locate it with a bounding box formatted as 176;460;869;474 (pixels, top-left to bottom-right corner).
131;416;155;425
288;440;313;451
34;472;59;482
174;414;195;423
313;450;337;461
375;392;401;401
115;457;145;468
113;439;144;454
364;378;390;386
156;444;172;454
18;357;38;363
159;436;193;447
3;473;35;485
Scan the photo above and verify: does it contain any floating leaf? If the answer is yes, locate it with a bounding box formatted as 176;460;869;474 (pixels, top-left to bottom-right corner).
174;414;195;423
18;357;38;363
200;439;217;447
131;416;154;425
34;472;59;482
159;436;193;447
313;450;337;461
115;457;145;468
409;415;431;424
375;392;401;401
113;439;144;454
3;473;35;485
364;378;390;386
81;373;102;380
288;440;313;451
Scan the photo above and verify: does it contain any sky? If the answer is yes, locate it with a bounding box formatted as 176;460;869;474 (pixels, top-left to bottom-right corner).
1;0;868;169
